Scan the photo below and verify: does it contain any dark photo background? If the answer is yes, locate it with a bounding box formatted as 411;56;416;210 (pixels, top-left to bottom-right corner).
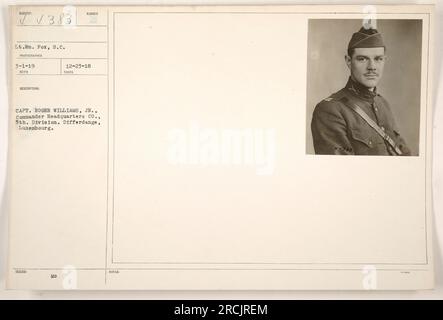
306;19;423;156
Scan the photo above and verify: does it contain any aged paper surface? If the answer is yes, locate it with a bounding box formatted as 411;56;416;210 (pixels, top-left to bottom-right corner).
6;4;434;290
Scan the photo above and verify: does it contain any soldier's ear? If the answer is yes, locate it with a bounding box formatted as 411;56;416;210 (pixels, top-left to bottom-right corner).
344;55;351;69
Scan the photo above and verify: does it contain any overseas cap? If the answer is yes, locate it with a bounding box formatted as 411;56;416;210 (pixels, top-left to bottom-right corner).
348;26;385;50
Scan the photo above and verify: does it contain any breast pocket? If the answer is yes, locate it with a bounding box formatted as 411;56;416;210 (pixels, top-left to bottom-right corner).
349;127;386;155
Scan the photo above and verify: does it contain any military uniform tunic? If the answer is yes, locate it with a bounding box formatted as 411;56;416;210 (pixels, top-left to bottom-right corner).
311;77;410;156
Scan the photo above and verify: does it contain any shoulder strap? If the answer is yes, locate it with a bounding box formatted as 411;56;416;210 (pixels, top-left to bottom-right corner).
339;97;403;155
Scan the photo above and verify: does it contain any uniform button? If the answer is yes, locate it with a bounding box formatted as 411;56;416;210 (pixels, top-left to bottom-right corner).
374;107;378;112
368;140;372;146
381;126;385;131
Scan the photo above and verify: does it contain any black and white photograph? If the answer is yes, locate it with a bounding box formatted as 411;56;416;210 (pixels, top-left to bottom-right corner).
0;2;440;300
306;19;423;156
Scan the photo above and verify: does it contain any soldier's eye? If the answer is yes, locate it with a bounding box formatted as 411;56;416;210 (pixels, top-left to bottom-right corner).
356;57;367;61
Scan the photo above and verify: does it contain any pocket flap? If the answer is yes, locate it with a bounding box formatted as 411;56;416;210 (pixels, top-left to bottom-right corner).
350;128;375;148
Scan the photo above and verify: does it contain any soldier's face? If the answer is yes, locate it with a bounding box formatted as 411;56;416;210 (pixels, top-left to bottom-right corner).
345;47;386;89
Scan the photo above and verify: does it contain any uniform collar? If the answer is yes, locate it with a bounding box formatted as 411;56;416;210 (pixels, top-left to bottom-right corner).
345;77;378;102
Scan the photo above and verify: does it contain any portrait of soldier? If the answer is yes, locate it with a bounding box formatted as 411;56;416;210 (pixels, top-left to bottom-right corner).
311;25;411;156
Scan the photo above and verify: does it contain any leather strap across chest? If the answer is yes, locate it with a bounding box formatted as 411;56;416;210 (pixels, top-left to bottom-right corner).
339;96;403;155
